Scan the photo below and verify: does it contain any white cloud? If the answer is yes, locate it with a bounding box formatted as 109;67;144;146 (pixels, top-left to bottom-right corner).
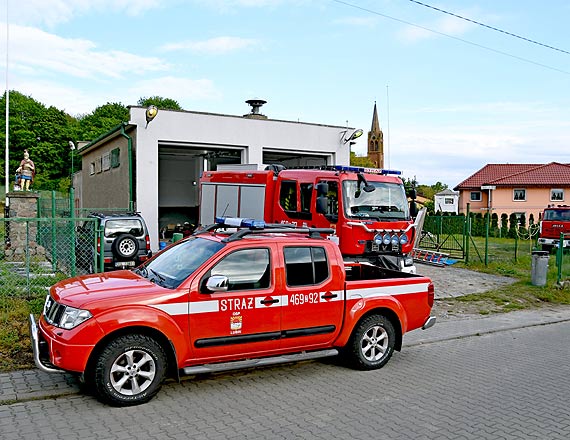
6;0;163;27
161;36;259;54
4;24;168;80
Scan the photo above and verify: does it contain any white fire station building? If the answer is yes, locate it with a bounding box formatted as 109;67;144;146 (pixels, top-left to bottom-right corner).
76;100;358;252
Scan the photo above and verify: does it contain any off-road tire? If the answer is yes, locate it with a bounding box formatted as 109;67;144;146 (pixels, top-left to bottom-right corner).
345;315;395;370
93;334;167;406
112;234;139;259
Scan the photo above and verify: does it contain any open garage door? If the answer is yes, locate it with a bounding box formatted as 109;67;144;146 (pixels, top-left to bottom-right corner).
263;150;330;168
158;145;242;239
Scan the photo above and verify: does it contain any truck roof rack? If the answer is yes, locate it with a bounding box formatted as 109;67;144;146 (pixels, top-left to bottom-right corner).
193;217;334;242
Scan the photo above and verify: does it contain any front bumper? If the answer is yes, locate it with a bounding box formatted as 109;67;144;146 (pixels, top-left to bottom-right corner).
29;314;65;373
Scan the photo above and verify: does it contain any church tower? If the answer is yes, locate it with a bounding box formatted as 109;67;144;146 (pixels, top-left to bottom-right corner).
367;102;384;168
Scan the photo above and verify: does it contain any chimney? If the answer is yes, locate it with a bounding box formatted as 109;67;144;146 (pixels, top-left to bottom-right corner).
243;99;268;119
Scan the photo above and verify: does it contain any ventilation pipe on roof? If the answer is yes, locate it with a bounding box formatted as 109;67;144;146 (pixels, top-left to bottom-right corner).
243;99;268;119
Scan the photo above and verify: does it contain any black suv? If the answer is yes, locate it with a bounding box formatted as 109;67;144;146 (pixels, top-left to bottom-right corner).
77;212;152;272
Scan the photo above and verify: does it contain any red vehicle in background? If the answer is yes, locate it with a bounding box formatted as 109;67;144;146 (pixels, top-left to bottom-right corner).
200;165;418;272
538;205;570;252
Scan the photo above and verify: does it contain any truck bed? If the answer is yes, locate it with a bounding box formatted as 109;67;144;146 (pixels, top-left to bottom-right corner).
344;262;422;281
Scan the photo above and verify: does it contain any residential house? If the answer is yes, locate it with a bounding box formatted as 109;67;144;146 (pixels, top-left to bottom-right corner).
434;189;459;214
454;162;570;221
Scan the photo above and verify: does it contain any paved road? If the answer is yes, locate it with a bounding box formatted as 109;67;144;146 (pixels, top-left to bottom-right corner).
2;305;570;439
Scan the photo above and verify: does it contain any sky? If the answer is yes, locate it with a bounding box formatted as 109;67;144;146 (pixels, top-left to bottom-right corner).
1;0;569;188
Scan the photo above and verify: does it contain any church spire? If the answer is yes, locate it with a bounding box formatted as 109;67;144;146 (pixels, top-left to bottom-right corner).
367;101;384;168
371;101;381;132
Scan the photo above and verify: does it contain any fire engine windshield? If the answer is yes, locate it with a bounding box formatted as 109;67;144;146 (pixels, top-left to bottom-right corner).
135;237;224;289
342;180;409;221
544;209;570;221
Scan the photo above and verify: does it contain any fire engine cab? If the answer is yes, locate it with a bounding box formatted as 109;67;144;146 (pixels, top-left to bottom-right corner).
200;165;417;272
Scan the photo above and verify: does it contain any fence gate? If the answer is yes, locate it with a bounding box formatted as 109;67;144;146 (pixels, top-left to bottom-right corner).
416;215;467;260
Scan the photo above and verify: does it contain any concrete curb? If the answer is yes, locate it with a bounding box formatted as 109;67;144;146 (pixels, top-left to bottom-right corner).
3;305;570;405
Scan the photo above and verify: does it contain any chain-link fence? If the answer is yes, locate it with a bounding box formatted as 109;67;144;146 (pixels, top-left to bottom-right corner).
418;211;540;265
0;217;99;311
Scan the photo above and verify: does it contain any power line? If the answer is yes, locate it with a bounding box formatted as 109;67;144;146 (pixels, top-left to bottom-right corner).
330;0;570;75
407;0;570;56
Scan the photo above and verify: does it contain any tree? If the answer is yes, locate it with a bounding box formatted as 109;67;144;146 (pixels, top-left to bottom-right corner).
137;96;183;111
349;151;376;168
0;91;78;188
77;102;129;142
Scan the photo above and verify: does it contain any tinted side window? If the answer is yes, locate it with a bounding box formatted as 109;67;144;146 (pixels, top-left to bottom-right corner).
284;246;329;287
211;248;270;291
279;180;297;212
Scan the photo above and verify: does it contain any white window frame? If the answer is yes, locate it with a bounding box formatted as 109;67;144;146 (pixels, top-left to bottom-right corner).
444;197;454;205
513;188;526;201
470;191;481;202
551;188;564;202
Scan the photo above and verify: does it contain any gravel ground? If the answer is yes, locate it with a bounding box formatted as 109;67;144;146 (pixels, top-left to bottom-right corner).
415;262;519;319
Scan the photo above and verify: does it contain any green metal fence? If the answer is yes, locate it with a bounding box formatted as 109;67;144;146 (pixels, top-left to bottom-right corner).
0;217;99;301
555;233;570;284
418;210;540;265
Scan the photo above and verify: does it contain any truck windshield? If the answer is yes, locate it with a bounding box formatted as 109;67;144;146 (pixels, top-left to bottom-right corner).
342;180;409;221
136;237;224;289
544;210;570;221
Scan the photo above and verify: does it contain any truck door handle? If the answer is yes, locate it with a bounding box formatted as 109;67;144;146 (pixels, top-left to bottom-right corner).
261;298;279;305
321;293;337;300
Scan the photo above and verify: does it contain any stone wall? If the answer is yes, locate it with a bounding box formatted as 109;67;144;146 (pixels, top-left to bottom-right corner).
4;192;47;261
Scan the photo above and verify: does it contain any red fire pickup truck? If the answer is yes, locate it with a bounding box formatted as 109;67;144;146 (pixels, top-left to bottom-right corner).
30;218;435;406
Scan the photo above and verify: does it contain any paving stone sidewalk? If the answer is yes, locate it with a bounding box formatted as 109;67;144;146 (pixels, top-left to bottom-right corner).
2;264;565;406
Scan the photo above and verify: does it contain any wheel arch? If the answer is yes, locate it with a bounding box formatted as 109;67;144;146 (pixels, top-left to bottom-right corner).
85;325;179;382
340;307;403;352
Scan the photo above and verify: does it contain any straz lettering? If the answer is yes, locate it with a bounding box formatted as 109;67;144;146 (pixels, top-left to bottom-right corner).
290;292;319;305
220;297;254;311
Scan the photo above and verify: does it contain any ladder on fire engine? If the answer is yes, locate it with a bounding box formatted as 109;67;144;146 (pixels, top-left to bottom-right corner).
411;248;450;267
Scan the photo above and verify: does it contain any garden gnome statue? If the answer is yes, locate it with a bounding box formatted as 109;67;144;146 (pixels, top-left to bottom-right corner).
16;149;35;191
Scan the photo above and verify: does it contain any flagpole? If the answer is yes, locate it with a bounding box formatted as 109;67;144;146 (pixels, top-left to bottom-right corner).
5;0;10;205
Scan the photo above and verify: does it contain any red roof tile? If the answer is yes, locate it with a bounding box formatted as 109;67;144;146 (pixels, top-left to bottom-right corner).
455;162;570;189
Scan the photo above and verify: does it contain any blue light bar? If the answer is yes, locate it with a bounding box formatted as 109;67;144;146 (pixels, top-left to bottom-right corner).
215;217;266;229
334;165;401;175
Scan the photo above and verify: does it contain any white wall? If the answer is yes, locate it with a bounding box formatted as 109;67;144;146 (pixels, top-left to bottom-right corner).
129;107;352;251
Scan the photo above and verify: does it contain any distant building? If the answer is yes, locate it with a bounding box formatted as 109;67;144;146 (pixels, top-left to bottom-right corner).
434;189;459;214
454;162;570;220
77;101;355;251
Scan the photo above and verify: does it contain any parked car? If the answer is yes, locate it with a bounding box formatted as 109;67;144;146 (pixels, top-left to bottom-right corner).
77;212;152;272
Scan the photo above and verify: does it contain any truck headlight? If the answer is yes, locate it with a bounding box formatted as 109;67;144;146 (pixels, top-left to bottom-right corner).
59;306;92;329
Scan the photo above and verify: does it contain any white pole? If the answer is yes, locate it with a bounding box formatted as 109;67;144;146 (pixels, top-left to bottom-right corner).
5;0;10;204
385;85;390;169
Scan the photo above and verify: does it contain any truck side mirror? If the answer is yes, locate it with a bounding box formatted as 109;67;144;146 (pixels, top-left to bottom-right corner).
409;201;418;218
316;196;328;214
205;275;229;292
316;182;329;197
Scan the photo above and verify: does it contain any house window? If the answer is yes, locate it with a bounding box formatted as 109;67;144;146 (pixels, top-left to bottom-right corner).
95;157;102;173
513;189;526;201
444;198;454;205
89;162;95;175
551;189;564;202
111;148;120;168
102;153;111;171
470;192;481;201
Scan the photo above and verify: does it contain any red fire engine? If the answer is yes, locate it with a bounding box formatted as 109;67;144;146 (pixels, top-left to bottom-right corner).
200;165;417;271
